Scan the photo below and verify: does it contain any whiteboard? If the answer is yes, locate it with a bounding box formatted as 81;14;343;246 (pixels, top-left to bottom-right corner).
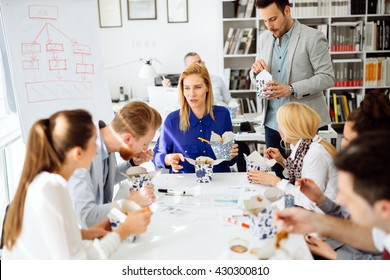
0;0;114;140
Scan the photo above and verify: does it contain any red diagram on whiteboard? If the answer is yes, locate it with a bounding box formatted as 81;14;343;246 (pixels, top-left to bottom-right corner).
21;5;95;103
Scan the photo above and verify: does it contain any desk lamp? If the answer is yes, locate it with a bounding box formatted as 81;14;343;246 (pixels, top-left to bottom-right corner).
105;58;160;102
138;58;158;79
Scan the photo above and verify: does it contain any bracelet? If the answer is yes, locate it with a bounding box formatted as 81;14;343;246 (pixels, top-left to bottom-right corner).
129;158;136;166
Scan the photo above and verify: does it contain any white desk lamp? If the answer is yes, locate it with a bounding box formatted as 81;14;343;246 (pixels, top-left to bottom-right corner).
105;58;161;101
138;58;158;79
105;57;160;74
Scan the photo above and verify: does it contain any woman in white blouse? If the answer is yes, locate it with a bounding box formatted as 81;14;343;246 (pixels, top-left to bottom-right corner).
2;109;152;259
247;102;338;210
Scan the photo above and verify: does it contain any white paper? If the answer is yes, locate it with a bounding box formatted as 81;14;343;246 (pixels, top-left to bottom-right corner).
244;151;276;168
184;156;225;166
210;131;235;143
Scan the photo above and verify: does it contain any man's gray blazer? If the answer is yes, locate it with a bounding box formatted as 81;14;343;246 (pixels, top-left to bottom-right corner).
68;136;128;228
251;20;335;127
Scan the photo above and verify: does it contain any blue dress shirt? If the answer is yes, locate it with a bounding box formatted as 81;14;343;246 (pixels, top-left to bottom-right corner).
153;105;236;173
265;21;296;130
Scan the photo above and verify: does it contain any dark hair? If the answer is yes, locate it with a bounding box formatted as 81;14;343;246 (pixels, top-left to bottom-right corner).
347;91;390;134
335;131;390;205
256;0;291;12
3;109;95;250
111;101;162;140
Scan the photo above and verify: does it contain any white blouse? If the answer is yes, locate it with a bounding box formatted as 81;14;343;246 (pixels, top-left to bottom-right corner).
3;172;121;259
277;140;338;210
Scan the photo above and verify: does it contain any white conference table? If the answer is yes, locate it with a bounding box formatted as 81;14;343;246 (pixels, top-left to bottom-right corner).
112;172;313;260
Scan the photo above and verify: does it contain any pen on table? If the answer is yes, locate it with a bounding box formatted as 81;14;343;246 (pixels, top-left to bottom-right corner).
214;199;238;203
165;193;193;197
198;137;209;143
232;213;248;218
158;188;187;195
224;217;250;229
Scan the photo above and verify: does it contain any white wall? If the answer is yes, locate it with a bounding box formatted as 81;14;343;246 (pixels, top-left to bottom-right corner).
100;0;223;100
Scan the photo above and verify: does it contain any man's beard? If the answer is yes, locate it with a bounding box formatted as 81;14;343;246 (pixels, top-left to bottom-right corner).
119;145;134;161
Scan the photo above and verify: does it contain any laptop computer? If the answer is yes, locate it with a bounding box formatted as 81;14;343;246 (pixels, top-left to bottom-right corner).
154;74;180;86
147;86;179;122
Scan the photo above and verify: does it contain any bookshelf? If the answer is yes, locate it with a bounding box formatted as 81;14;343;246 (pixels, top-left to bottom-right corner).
222;0;259;113
220;0;390;119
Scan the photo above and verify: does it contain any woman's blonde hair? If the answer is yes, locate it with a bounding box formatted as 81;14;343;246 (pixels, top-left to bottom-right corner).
3;110;95;250
178;63;214;131
277;102;337;158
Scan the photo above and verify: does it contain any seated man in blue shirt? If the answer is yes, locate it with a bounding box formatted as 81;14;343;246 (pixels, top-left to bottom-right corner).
153;63;238;173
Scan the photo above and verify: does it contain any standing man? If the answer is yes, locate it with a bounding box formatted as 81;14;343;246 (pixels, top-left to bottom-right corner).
251;0;334;177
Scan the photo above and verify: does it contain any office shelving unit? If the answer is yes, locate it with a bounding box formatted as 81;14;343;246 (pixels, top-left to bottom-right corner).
222;0;259;113
221;0;390;118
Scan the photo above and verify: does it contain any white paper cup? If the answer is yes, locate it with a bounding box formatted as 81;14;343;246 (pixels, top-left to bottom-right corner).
195;164;213;183
246;163;272;183
248;207;277;239
130;174;152;189
246;163;272;172
210;141;234;160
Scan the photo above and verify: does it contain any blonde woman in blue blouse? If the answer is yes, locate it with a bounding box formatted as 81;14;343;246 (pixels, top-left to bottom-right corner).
153;63;239;173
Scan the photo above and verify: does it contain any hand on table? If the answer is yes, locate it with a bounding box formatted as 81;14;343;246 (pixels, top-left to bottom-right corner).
247;169;281;186
164;153;185;172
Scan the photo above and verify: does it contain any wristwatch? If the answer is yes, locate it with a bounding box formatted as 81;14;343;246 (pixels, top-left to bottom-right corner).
289;84;296;98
